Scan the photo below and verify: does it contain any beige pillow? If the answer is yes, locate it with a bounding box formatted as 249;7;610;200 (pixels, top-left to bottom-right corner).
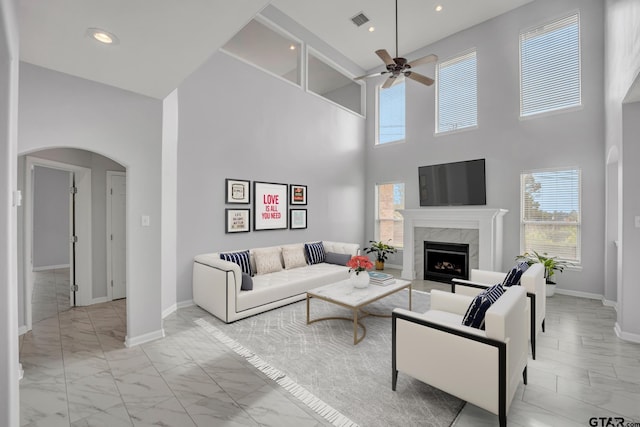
282;245;307;270
253;248;283;275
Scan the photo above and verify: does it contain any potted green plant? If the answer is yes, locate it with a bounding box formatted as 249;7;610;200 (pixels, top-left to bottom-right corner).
515;250;569;296
364;240;397;270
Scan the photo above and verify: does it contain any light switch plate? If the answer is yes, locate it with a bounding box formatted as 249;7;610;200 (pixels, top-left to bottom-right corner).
141;215;150;227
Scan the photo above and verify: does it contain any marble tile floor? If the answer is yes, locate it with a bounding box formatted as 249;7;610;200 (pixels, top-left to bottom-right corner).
20;269;640;426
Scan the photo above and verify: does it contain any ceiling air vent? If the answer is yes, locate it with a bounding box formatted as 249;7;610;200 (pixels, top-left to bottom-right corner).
351;12;370;27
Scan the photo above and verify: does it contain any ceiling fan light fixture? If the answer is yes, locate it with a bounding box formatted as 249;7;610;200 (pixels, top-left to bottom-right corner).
87;28;119;45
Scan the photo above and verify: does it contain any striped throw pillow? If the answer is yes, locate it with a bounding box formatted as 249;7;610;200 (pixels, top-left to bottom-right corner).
462;284;505;330
304;242;326;265
502;262;529;287
220;250;253;276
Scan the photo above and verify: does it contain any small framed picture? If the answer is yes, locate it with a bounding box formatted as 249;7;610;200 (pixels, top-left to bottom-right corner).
290;184;307;205
290;209;307;229
225;179;250;204
225;209;250;233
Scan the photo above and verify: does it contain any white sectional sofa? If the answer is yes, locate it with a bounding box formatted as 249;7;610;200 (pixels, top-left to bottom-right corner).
193;241;359;323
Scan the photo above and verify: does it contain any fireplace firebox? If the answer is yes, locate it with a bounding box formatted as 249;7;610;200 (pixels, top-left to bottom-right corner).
424;241;469;283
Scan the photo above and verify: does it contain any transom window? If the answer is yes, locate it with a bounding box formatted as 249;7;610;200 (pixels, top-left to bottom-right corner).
377;82;405;144
520;168;581;264
436;50;477;134
520;13;581;117
375;183;405;248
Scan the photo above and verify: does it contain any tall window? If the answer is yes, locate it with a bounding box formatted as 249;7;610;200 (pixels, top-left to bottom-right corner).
375;183;405;248
436;50;477;134
520;13;581;117
377;82;405;144
521;168;581;264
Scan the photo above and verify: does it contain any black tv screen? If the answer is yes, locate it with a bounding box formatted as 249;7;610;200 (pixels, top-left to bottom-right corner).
419;159;486;206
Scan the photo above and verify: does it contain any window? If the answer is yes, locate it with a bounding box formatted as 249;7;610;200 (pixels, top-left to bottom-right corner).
436;50;477;134
520;13;581;117
307;50;363;115
221;18;301;86
375;183;405;248
377;82;405;144
520;168;581;264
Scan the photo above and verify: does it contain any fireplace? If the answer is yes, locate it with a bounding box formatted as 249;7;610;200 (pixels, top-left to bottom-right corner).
424;241;469;283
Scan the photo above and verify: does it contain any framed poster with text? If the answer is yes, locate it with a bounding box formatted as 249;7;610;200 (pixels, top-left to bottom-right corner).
225;179;250;204
289;184;307;205
254;182;288;230
289;209;307;229
225;209;250;233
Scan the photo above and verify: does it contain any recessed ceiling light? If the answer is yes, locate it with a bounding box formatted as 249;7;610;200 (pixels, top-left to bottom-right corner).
435;4;443;12
368;26;375;32
87;28;119;45
289;44;296;50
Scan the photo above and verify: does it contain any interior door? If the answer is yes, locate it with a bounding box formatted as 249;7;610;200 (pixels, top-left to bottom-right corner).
110;174;126;299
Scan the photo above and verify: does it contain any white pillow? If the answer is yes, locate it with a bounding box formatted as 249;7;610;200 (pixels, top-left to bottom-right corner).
282;245;307;270
253;248;283;275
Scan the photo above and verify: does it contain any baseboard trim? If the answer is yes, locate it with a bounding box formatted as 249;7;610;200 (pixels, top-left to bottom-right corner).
382;263;402;270
614;322;640;343
161;300;194;319
602;298;618;311
91;296;109;305
18;363;24;381
32;264;70;272
18;325;28;336
125;328;165;347
554;288;603;300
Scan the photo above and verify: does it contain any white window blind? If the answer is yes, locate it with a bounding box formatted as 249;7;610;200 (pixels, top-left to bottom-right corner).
521;168;581;263
436;50;477;134
378;82;405;144
520;13;581;117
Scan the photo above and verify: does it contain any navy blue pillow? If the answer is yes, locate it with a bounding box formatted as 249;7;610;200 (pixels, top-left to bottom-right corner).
325;252;351;266
305;242;326;265
241;272;253;291
220;250;253;276
502;262;529;287
462;284;505;330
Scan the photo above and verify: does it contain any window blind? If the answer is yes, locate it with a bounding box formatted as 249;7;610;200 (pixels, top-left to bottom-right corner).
378;82;406;144
520;13;581;117
521;168;581;263
436;50;477;133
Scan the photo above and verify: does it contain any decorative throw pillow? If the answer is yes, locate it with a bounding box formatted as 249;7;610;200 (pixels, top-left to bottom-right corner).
241;272;253;291
462;284;505;330
325;252;352;266
220;250;253;276
305;241;326;265
502;262;530;287
282;246;307;270
253;248;283;275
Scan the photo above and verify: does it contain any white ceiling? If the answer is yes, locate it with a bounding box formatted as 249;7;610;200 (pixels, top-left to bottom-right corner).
18;0;534;99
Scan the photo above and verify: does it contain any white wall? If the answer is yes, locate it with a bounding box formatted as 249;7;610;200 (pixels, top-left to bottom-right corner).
365;0;606;295
0;0;20;424
175;53;366;303
605;0;640;341
32;166;70;269
18;63;163;344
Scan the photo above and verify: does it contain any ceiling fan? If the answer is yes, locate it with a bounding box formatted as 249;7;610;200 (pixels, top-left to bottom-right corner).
356;0;437;89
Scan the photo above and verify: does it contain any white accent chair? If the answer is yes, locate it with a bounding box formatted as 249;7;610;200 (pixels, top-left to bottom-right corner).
392;287;528;427
451;263;545;359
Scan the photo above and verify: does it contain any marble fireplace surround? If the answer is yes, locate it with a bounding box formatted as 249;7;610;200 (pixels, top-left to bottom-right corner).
400;208;508;281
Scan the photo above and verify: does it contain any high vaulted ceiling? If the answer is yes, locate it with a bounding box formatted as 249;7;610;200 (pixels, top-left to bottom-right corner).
18;0;534;99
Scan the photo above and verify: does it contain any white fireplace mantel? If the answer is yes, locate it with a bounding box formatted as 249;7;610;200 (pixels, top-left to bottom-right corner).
400;208;508;280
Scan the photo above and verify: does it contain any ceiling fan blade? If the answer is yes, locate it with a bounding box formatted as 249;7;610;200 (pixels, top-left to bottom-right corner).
405;71;434;86
375;49;395;66
381;75;397;89
408;54;438;68
354;71;387;80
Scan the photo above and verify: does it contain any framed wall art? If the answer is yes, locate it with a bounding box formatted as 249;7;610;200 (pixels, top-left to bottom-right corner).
289;184;307;205
225;209;250;233
254;181;287;230
225;179;250;204
289;209;307;229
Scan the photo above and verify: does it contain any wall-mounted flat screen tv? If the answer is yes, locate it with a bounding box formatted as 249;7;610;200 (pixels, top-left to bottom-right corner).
419;158;486;206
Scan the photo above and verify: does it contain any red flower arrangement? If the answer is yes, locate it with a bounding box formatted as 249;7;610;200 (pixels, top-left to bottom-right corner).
346;255;374;275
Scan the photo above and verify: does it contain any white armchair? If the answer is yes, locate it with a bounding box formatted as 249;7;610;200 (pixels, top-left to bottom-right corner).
451;263;545;359
392;287;528;427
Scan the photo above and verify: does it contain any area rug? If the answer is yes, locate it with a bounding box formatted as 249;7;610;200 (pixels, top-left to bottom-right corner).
196;289;464;427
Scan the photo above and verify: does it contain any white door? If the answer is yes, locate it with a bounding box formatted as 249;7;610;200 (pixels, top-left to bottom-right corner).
109;173;126;300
